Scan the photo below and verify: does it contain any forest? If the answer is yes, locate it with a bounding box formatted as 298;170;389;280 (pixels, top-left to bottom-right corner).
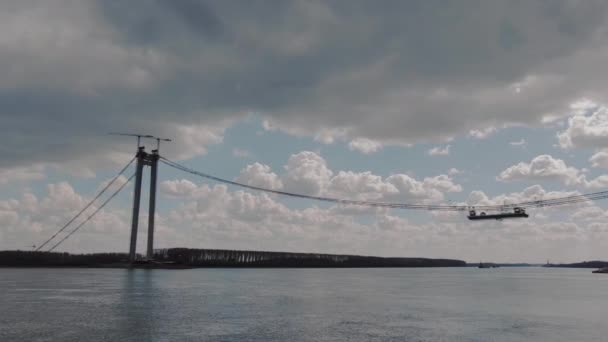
0;249;466;268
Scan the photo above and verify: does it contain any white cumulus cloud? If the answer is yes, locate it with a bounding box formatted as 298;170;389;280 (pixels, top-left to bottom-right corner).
498;154;608;188
557;103;608;149
590;150;608;168
235;163;283;190
428;145;451;156
348;138;383;154
497;155;582;186
283;151;333;195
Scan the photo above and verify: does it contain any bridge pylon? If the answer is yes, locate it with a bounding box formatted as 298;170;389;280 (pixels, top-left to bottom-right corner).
128;146;159;263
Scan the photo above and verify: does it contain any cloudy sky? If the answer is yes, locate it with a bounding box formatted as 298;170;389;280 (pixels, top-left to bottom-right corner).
3;0;608;262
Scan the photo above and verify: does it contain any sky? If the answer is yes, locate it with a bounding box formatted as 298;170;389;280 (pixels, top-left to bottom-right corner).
2;0;608;263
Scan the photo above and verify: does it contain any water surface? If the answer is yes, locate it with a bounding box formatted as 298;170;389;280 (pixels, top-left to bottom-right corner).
1;267;607;341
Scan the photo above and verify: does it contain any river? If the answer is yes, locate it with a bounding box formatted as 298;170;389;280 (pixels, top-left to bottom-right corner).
1;267;607;341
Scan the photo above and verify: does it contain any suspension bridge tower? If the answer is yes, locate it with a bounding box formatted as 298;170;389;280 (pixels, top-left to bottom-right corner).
111;133;170;262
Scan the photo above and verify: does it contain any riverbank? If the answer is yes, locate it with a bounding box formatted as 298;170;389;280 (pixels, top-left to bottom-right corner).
0;249;466;268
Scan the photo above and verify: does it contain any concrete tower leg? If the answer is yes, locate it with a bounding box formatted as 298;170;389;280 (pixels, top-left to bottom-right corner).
129;147;146;263
147;151;159;260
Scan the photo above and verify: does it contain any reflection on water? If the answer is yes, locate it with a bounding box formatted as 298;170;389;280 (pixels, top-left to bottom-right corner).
1;267;608;341
118;270;157;341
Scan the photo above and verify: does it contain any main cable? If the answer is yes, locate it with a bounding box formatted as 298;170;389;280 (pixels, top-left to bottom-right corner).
159;157;471;211
35;157;136;251
160;156;607;212
48;173;135;252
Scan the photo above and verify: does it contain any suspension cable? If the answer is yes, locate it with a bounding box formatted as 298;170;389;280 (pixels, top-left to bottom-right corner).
159;157;464;211
35;157;136;251
159;156;608;212
48;173;135;252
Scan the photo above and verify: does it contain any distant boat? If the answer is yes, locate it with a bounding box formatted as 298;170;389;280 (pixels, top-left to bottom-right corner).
478;262;491;269
592;267;608;274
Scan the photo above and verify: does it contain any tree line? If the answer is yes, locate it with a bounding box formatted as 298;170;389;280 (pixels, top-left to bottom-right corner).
0;249;467;268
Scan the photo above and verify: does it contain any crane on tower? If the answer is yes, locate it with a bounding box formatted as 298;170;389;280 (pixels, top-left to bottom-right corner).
108;132;172;150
